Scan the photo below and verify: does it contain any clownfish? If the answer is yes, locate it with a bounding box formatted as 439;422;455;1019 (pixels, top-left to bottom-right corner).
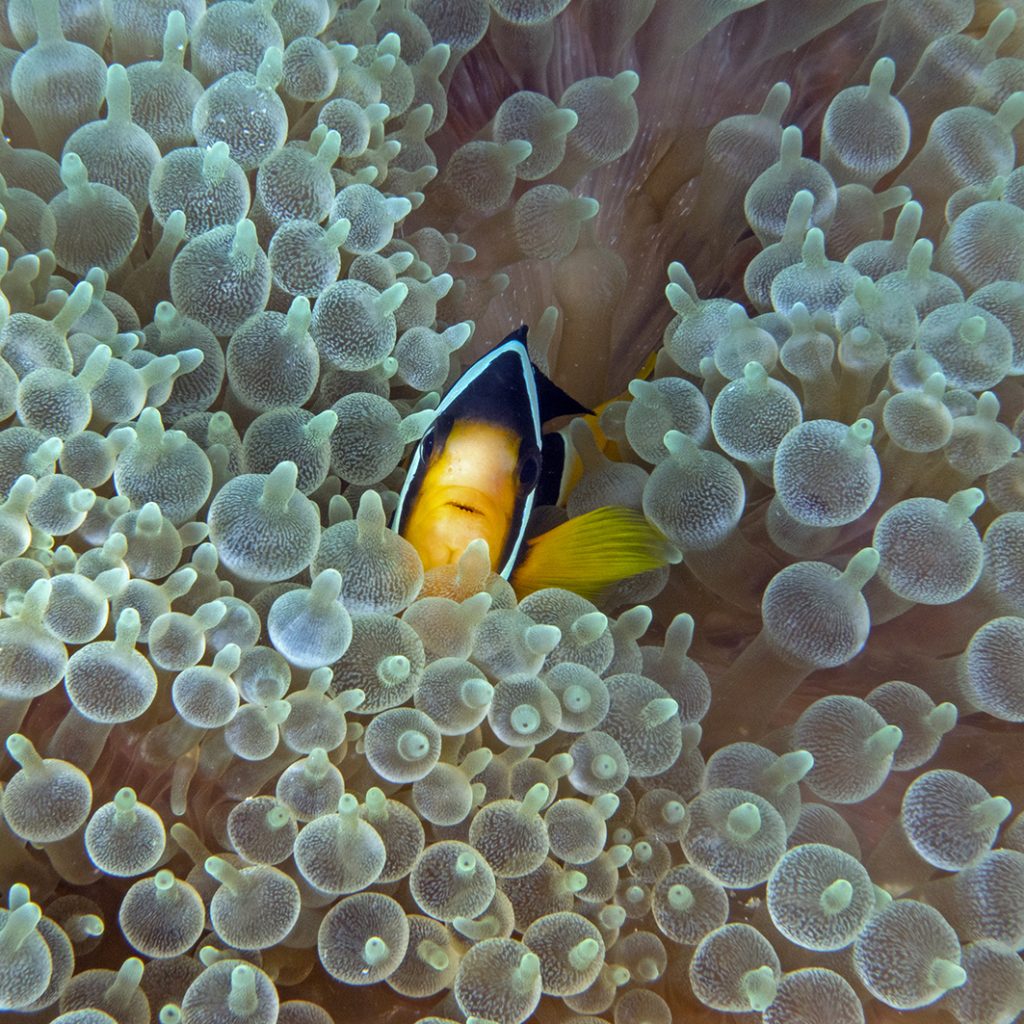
393;325;679;601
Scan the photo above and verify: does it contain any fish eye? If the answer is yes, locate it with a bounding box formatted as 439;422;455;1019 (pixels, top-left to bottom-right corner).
420;430;435;459
519;453;540;490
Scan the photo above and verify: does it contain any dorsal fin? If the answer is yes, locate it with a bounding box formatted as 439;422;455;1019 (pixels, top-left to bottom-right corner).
533;364;592;421
508;324;592;421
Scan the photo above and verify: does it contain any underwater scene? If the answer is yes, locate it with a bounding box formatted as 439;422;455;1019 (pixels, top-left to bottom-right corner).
0;0;1022;1022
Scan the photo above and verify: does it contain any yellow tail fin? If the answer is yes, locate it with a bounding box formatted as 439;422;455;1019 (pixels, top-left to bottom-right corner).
511;506;681;603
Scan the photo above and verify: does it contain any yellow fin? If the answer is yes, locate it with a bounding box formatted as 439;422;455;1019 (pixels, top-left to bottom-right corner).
511;506;681;602
585;345;657;461
636;347;659;381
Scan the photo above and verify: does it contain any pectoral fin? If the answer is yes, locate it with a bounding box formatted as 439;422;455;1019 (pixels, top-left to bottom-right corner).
511;506;681;602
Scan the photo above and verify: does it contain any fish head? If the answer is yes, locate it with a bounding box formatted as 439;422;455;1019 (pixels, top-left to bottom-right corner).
394;329;544;576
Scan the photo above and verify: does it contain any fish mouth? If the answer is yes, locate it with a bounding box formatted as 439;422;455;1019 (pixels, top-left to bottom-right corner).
445;500;484;516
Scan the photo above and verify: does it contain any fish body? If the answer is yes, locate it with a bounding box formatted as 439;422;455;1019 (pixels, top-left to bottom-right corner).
393;325;676;600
